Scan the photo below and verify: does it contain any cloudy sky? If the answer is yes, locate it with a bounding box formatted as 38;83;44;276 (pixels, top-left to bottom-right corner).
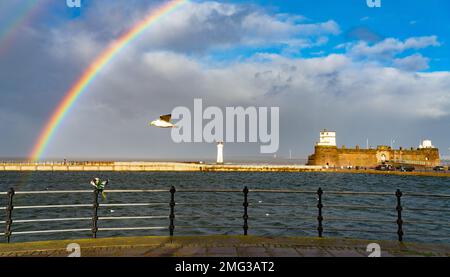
1;0;450;161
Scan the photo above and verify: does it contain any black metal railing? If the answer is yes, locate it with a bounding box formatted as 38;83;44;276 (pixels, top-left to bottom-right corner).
1;187;449;243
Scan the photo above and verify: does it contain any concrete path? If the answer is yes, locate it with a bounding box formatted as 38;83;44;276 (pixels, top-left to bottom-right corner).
0;236;449;257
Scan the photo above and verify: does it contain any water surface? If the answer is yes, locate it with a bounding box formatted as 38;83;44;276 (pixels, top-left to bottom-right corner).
0;172;448;244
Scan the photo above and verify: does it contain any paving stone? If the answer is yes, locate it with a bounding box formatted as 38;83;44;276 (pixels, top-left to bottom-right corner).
144;245;182;257
237;247;271;257
207;247;238;257
127;247;153;257
1;236;447;257
174;247;207;257
46;250;67;257
326;249;366;257
267;247;302;257
295;247;333;257
380;251;396;257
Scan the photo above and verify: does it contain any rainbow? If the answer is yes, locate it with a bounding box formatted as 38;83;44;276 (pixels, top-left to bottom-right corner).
0;0;45;54
30;0;188;160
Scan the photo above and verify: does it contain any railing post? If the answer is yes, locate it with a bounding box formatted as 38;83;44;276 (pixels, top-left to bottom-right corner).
243;186;249;236
395;189;403;242
317;187;323;238
169;186;176;237
92;189;99;238
4;188;15;243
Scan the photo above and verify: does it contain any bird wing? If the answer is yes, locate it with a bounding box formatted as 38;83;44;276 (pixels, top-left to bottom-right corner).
160;114;172;122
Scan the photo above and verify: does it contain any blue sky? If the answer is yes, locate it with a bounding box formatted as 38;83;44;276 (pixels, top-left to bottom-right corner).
213;0;450;70
1;0;450;160
54;0;450;70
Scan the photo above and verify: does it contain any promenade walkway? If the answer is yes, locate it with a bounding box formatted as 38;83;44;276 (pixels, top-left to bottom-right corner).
0;236;448;257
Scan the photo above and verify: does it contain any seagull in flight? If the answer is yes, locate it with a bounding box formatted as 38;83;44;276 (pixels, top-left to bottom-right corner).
150;114;177;128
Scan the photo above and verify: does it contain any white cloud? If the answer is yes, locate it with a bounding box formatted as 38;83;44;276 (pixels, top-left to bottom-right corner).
338;36;440;71
45;1;340;57
44;49;450;159
1;0;449;159
345;36;440;59
141;1;340;52
393;54;430;71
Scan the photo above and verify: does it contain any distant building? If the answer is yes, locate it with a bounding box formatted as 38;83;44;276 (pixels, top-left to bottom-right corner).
419;140;434;149
307;131;440;168
217;141;224;164
317;130;336;147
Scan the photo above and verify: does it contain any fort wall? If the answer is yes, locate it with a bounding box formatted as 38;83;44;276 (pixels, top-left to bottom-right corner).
308;146;440;168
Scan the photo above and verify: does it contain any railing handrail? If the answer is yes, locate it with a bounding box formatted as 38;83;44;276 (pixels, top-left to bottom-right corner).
12;189;169;195
322;191;394;196
403;192;450;198
1;186;449;244
2;189;449;198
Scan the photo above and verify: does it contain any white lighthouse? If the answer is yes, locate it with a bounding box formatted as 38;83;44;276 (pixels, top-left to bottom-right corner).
317;129;337;147
217;141;224;164
419;139;434;149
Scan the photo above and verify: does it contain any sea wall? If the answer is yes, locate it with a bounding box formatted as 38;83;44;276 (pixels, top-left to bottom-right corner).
0;162;323;172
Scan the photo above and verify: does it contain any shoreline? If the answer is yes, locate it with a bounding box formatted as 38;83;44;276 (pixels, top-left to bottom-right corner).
0;161;449;177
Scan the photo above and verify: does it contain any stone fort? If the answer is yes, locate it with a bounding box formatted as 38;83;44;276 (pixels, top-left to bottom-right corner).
307;130;440;168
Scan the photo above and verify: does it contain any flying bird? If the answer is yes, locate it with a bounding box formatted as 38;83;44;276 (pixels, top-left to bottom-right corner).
150;114;177;128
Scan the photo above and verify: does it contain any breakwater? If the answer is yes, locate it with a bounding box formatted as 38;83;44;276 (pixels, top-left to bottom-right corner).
1;162;449;177
0;162;322;172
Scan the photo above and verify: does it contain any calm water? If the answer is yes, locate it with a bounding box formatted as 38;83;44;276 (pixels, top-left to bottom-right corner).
0;172;449;244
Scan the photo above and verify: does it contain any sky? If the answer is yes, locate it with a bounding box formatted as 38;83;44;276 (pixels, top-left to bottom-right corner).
0;0;450;161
